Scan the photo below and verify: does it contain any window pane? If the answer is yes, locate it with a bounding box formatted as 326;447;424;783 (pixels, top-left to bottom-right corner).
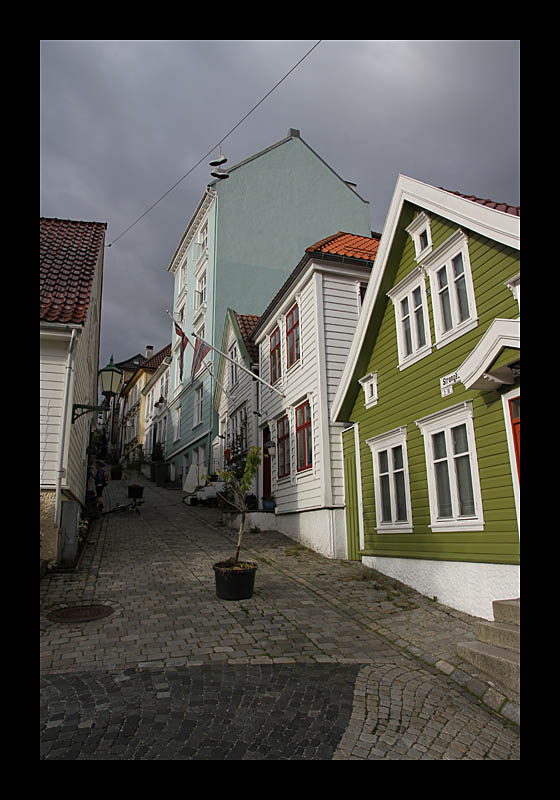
412;287;422;308
306;426;312;466
380;475;392;522
437;266;448;290
392;445;403;470
419;229;429;250
403;315;412;355
455;455;475;515
297;430;304;469
440;288;453;331
435;461;453;518
415;307;426;347
455;274;470;322
432;431;447;460
394;471;407;521
378;450;388;473
452;252;464;278
452;424;468;455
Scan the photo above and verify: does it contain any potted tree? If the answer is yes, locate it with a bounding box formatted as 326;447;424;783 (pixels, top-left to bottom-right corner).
213;446;262;600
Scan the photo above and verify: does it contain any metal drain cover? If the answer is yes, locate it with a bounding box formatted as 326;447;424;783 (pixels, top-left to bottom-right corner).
47;605;114;623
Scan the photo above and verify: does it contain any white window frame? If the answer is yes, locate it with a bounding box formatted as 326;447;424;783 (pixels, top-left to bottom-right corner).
358;371;378;409
423;230;478;349
229;344;239;387
416;401;484;532
195;269;207;310
406;210;433;262
198;221;208;255
173;406;181;443
366;427;413;534
388;266;432;369
193;385;204;427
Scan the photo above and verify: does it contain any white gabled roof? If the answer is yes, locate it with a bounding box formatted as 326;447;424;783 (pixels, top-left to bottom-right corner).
331;175;520;423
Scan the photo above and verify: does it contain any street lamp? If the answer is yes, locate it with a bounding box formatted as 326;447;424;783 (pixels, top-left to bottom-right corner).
72;355;124;424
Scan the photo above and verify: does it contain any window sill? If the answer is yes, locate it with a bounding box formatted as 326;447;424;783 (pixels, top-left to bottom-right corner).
429;521;485;533
398;344;432;371
435;317;478;350
375;525;413;534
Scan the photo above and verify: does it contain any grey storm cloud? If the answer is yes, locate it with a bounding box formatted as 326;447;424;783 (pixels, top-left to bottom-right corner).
40;40;519;368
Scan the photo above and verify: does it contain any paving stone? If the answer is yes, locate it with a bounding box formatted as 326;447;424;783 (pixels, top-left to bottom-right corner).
40;478;520;760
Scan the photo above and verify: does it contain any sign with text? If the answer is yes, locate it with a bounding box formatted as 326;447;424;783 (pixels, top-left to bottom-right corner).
440;372;460;397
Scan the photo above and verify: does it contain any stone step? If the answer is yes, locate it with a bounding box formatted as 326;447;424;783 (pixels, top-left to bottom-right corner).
476;620;520;653
493;598;520;626
457;641;520;694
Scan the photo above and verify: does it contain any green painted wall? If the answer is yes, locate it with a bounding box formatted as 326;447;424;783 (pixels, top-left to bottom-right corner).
347;204;520;566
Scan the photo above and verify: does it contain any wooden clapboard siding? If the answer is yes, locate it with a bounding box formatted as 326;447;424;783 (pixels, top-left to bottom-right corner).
350;205;520;566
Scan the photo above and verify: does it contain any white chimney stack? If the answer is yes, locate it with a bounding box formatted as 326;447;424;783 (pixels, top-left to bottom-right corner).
146;345;154;359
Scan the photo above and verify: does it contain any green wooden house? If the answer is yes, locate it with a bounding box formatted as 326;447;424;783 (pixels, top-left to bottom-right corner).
332;176;520;620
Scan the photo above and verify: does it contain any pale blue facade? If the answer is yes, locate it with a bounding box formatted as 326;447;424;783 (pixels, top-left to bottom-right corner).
166;129;371;481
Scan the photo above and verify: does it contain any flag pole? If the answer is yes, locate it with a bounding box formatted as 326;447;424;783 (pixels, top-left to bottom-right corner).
166;310;231;398
190;332;286;399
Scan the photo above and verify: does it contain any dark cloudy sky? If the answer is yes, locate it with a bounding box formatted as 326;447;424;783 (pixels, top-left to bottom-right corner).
40;40;520;369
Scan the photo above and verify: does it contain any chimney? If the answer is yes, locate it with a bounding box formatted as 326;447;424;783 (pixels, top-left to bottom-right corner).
146;345;154;359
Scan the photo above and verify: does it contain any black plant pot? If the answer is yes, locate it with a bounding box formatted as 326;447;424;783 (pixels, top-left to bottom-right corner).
213;561;257;600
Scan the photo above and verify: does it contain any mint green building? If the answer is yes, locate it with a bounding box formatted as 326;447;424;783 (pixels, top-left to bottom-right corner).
333;176;520;620
166;129;371;481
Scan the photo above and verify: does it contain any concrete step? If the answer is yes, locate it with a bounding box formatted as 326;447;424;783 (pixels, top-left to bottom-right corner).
476;620;520;653
493;598;520;626
457;640;520;694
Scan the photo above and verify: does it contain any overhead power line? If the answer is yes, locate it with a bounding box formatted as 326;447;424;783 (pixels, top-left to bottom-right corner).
108;40;322;248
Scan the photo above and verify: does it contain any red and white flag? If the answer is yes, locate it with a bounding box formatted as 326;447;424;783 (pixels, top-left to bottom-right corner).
174;322;189;382
191;336;211;385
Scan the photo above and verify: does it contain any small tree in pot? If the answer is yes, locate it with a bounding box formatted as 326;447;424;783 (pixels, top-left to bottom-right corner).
213;446;262;599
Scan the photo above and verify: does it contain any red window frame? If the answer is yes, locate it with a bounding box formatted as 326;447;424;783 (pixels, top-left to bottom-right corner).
277;415;290;478
286;304;300;369
270;327;281;383
296;401;312;471
508;396;520;481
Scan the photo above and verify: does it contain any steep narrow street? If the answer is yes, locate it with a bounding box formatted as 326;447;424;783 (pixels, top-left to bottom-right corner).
40;477;520;760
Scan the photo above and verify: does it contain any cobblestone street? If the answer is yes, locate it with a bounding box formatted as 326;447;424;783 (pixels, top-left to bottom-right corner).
40;477;520;760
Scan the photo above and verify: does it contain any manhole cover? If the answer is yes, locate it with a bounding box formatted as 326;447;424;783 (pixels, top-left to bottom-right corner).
47;605;114;623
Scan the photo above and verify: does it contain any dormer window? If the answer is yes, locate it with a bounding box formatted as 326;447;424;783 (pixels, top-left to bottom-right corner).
406;211;433;261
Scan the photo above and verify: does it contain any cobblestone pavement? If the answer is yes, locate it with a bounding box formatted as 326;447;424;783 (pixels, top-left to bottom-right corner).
40;476;520;760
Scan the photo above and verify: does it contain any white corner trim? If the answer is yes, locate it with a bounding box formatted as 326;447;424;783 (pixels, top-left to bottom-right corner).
457;318;520;390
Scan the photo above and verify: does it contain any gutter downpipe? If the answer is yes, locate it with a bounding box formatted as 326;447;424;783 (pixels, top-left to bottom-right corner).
54;327;79;530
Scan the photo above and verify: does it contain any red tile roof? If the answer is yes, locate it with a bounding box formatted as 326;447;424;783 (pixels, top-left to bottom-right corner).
235;313;260;363
40;217;107;324
142;343;172;371
306;231;381;260
440;189;520;217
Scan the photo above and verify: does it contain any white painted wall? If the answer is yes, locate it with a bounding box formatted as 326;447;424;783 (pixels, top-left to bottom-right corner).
362;555;520;620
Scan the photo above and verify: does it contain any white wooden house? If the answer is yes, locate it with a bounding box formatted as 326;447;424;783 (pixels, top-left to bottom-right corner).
40;217;106;566
249;232;380;558
212;310;261;494
141;344;172;461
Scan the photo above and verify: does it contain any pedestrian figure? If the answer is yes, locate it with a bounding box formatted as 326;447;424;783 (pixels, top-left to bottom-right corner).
95;461;108;509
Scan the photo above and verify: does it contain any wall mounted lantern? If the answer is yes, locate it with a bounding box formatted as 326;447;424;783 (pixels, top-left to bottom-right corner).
72;355;124;424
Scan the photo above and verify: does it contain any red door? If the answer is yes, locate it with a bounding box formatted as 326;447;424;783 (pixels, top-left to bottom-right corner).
262;426;271;498
509;396;520;480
